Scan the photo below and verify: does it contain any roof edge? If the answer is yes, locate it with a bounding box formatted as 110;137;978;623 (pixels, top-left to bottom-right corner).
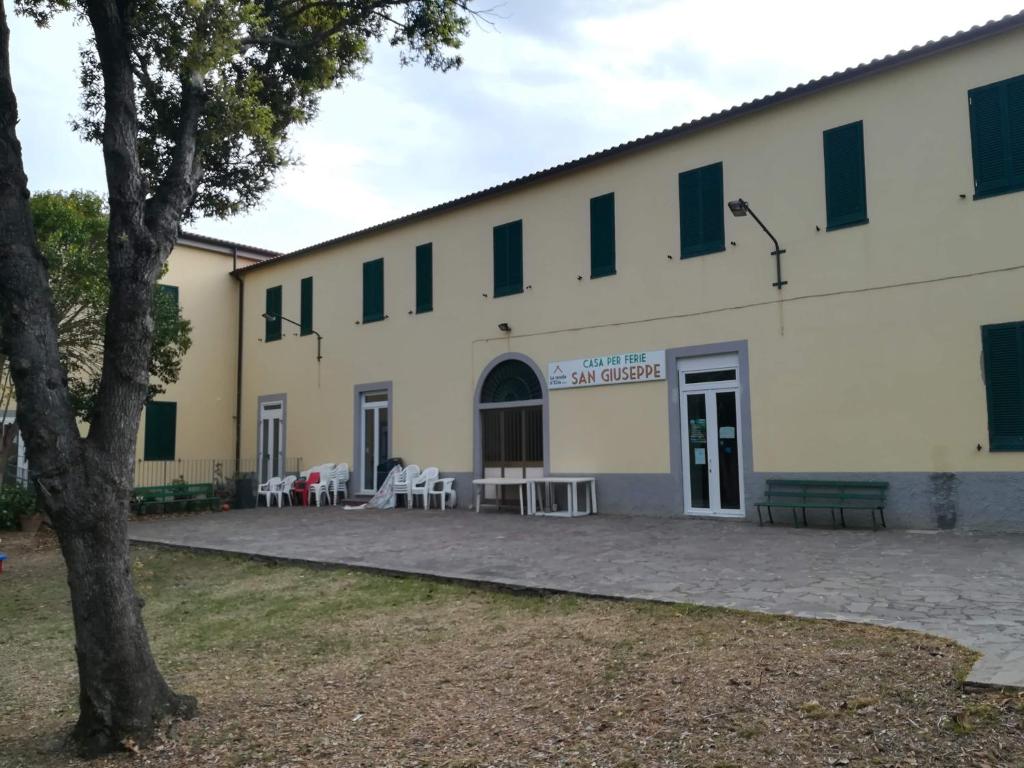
177;231;279;260
235;10;1024;275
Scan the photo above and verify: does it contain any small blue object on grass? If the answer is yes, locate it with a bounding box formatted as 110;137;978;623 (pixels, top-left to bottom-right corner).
0;552;6;573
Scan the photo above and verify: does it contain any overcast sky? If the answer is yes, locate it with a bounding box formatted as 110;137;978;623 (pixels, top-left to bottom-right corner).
8;0;1024;253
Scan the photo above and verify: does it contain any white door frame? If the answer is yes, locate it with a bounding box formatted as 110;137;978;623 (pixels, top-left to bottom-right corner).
359;391;389;493
678;353;745;518
257;398;286;484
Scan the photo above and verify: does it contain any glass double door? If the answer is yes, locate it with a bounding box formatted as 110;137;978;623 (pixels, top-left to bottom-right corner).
679;355;744;517
360;391;389;493
258;400;285;483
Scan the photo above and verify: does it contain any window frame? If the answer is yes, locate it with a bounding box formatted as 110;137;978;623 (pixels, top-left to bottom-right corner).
678;162;725;259
265;285;282;341
299;276;313;336
982;321;1024;452
415;243;433;314
492;219;524;298
589;192;617;279
823;120;869;231
969;74;1024;200
143;401;177;461
362;258;385;324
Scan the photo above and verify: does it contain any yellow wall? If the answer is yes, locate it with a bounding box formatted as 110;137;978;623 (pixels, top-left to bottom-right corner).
137;245;259;464
236;27;1024;479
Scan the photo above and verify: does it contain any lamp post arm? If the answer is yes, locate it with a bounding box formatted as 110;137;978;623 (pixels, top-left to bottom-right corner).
262;313;324;361
742;204;788;290
745;206;781;255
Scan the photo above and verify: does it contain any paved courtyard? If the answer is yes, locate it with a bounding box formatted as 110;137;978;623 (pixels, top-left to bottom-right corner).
129;507;1024;689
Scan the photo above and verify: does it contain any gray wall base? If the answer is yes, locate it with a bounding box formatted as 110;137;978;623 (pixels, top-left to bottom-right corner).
445;471;1024;531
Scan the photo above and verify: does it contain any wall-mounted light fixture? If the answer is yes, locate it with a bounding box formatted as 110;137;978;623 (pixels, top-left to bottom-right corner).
262;312;323;362
498;322;512;333
728;198;788;290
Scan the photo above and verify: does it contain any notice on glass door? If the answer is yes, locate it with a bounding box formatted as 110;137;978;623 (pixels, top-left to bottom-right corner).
694;448;707;465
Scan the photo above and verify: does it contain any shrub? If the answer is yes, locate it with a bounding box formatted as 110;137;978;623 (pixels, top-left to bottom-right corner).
0;484;36;530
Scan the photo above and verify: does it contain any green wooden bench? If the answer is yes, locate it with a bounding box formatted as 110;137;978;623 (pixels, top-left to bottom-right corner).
755;479;888;530
133;483;218;514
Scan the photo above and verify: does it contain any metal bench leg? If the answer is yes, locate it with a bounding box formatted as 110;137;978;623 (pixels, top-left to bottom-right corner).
879;507;887;528
830;508;836;529
791;508;798;527
839;508;847;528
870;508;877;531
802;508;808;527
756;505;763;526
768;506;774;525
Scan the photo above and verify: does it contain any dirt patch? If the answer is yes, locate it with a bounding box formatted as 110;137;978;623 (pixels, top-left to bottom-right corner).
1;540;1021;767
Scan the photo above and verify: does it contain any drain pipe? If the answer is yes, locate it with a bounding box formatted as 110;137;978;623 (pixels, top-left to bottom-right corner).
231;247;244;474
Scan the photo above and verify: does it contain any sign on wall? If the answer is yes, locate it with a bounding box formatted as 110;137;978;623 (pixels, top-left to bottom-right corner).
548;350;666;390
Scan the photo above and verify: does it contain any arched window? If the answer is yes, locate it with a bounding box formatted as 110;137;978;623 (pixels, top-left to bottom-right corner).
480;359;542;403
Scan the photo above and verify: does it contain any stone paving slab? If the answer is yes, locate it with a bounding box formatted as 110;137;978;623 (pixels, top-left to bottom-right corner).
129;508;1024;689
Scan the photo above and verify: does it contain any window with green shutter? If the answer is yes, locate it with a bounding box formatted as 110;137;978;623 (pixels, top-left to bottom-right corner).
493;220;523;297
678;162;724;258
590;193;616;278
143;401;177;461
982;321;1024;451
823;121;868;230
969;74;1024;199
265;286;282;341
300;277;313;335
415;243;433;313
159;284;179;307
363;258;385;323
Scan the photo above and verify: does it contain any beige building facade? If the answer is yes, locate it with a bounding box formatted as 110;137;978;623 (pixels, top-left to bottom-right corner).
152;14;1024;529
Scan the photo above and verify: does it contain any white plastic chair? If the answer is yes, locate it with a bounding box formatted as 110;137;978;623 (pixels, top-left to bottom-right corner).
392;464;420;508
428;477;458;510
328;463;350;504
256;476;281;507
275;475;297;507
410;467;439;509
308;463;337;507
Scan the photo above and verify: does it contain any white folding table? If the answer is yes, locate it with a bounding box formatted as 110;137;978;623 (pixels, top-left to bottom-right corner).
473;477;531;515
528;477;597;517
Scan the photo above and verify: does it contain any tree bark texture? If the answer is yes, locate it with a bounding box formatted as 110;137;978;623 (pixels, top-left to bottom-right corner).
0;0;195;755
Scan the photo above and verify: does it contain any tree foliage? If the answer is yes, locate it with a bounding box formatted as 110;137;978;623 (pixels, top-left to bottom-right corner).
0;0;477;753
18;0;474;219
16;191;192;421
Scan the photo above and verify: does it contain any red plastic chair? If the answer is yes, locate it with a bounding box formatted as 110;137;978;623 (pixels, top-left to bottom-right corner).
292;472;321;506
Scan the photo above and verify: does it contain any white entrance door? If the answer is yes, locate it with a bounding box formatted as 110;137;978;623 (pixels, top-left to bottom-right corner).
258;399;285;483
360;391;389;493
678;353;744;517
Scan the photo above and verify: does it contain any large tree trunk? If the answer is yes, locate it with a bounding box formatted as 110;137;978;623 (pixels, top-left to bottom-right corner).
61;466;196;755
0;0;194;755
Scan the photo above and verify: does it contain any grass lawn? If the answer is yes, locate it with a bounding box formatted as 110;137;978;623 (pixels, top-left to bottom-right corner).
1;531;1022;767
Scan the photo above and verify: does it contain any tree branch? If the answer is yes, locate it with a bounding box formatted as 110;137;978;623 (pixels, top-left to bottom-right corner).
144;75;204;248
0;0;83;505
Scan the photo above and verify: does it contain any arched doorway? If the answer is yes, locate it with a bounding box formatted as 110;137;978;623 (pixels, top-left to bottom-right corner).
474;355;547;496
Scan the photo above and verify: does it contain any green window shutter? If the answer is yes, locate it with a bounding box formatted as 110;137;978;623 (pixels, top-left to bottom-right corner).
300;277;313;335
982;322;1024;451
493;220;523;297
823;121;868;230
362;258;384;323
143;401;177;461
969;74;1024;199
159;284;179;308
678;162;724;258
265;286;282;341
589;193;616;278
415;243;433;313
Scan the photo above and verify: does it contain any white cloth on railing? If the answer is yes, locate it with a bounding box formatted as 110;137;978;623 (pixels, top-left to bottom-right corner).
344;465;402;510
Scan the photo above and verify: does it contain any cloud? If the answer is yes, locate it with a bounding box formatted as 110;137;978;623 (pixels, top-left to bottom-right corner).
9;0;1024;252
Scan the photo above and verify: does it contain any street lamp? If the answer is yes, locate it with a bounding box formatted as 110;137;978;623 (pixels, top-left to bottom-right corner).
262;313;323;362
728;198;787;290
